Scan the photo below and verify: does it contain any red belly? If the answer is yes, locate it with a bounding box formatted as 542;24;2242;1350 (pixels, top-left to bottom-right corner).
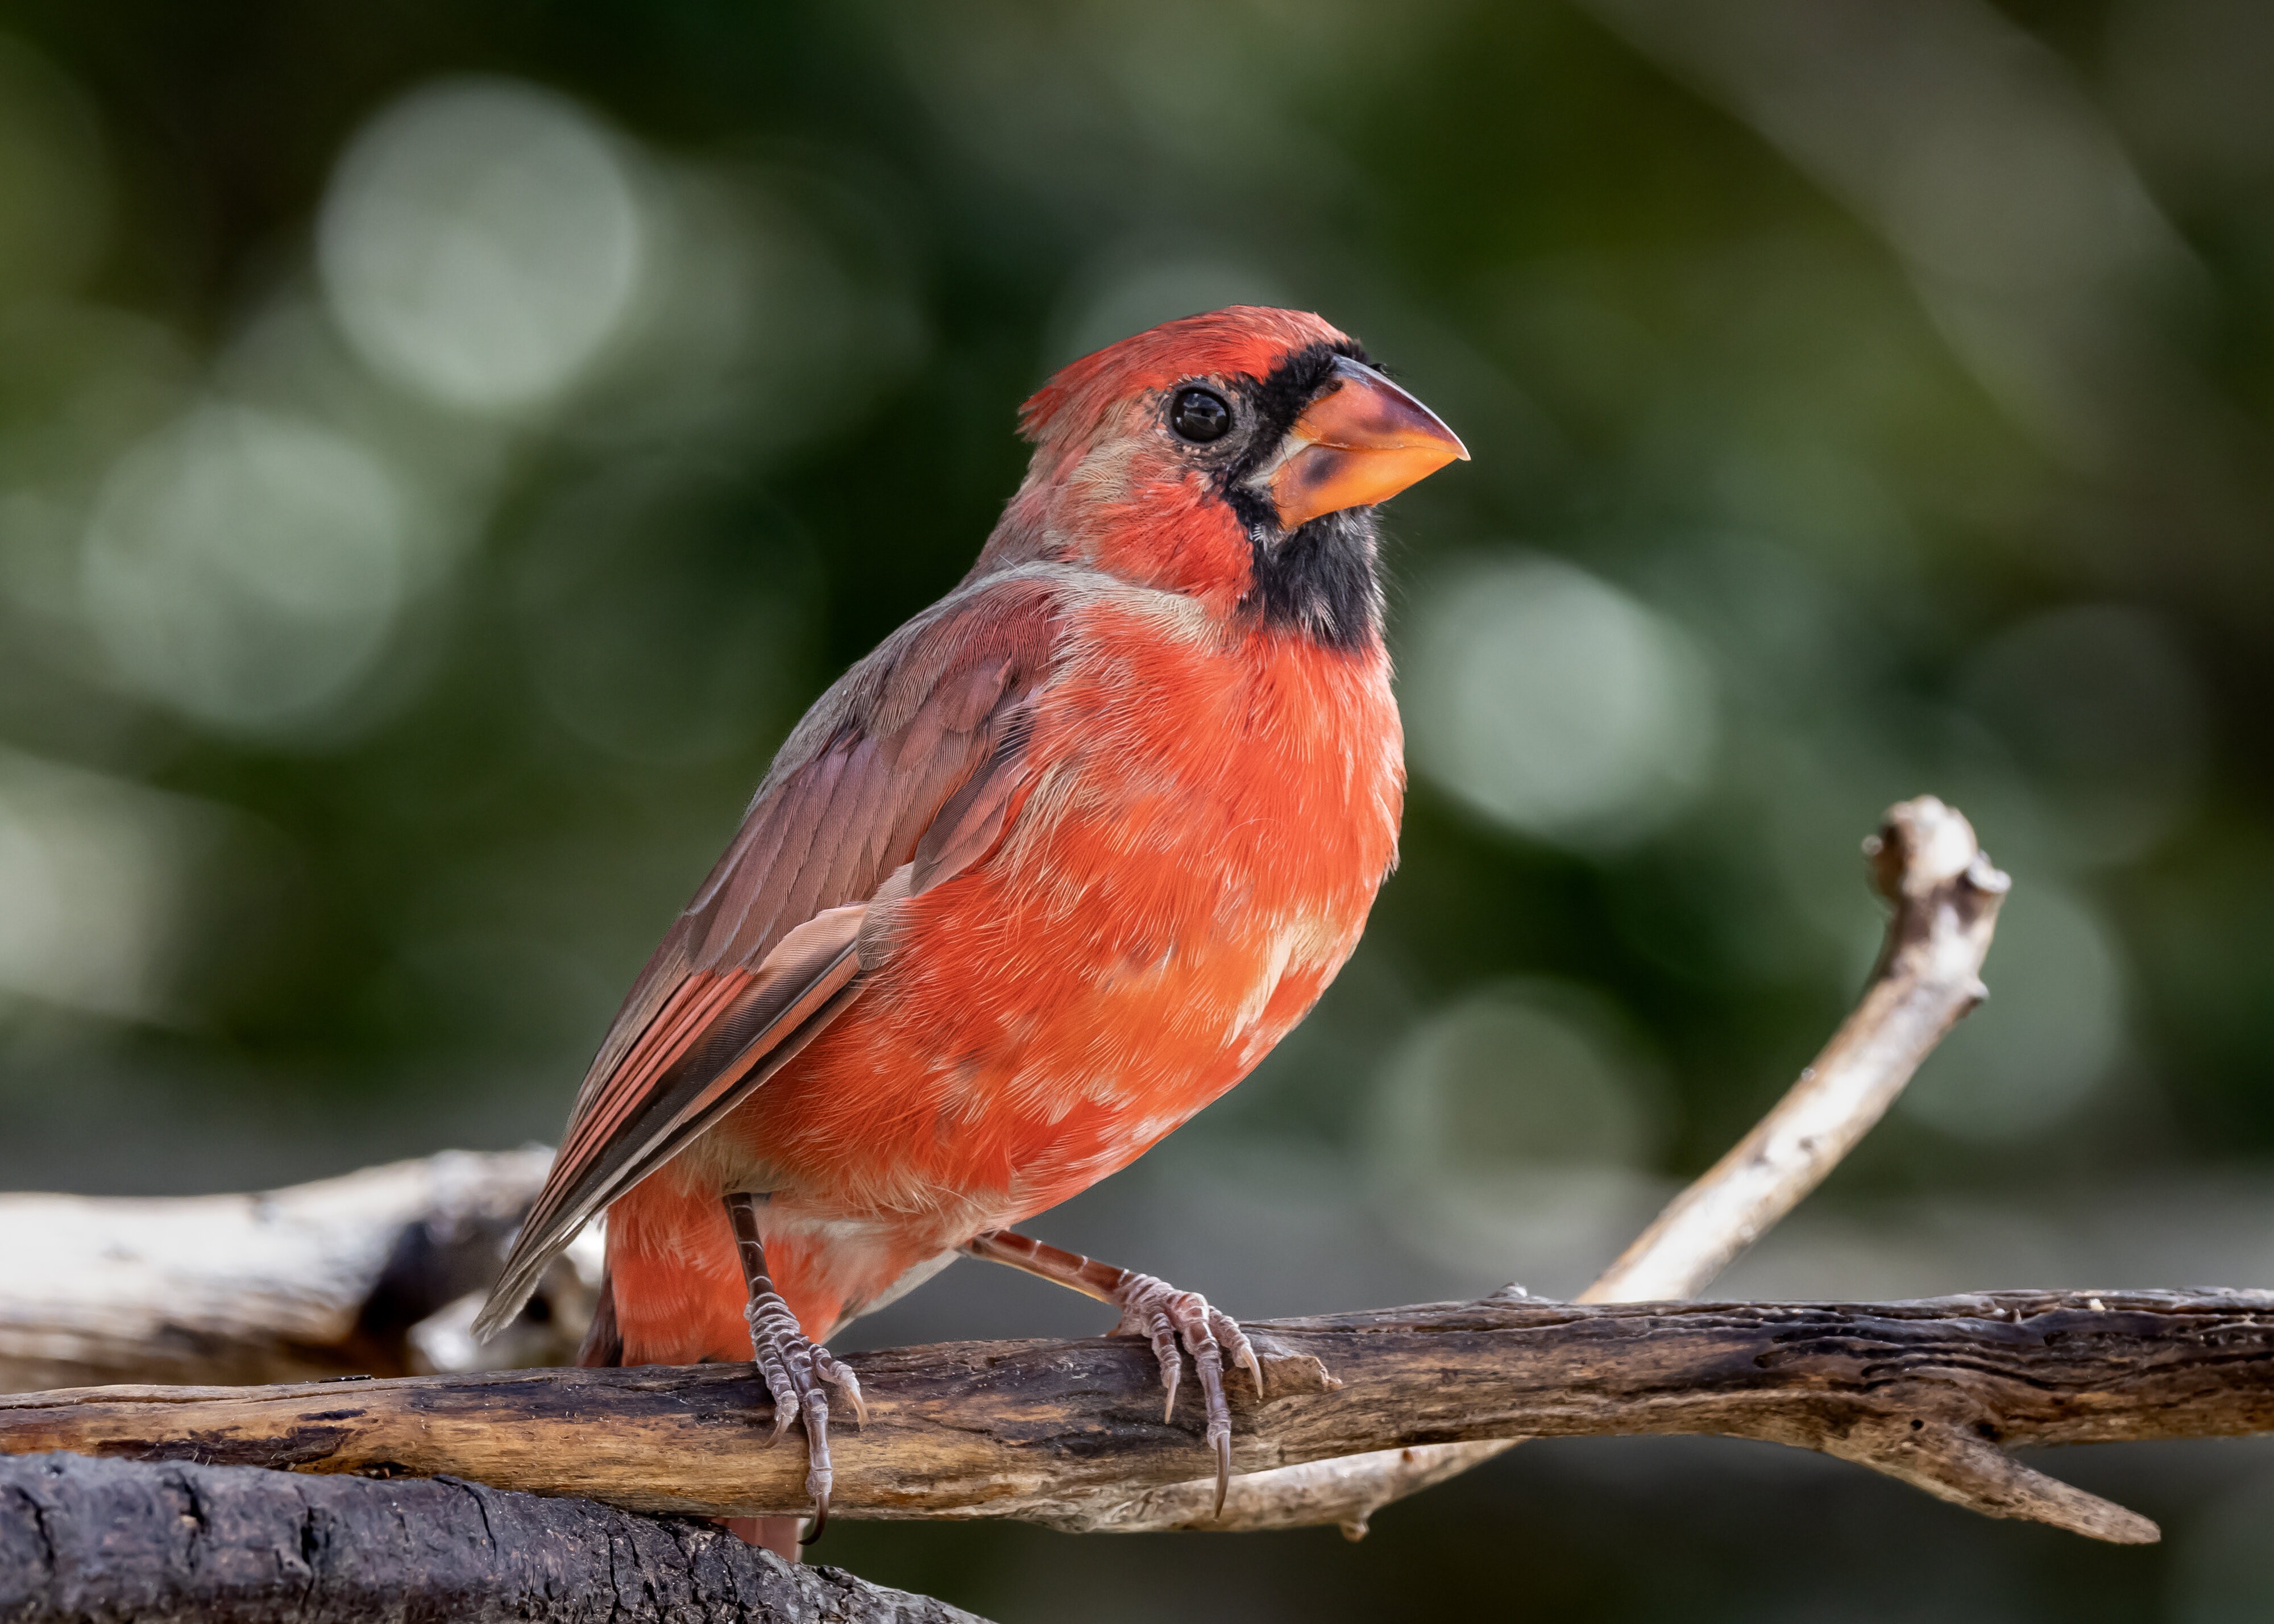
608;608;1402;1360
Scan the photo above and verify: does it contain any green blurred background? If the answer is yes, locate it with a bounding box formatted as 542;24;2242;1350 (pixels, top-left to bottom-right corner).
3;0;2273;1617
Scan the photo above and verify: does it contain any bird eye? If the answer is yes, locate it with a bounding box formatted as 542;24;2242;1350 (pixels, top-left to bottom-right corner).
1169;387;1233;443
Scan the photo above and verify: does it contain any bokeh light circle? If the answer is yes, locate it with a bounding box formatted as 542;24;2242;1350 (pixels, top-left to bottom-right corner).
1404;555;1718;849
82;404;410;736
1372;986;1665;1177
318;77;647;414
1365;979;1674;1293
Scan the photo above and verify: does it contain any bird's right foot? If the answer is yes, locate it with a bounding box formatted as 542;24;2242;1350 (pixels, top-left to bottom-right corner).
1106;1270;1263;1515
962;1229;1264;1517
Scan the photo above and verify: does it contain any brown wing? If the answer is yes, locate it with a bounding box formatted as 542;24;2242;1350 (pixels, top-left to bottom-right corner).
474;568;1063;1336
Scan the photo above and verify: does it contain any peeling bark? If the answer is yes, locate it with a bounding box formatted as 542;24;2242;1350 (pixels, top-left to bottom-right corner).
0;1451;982;1623
7;1289;2267;1544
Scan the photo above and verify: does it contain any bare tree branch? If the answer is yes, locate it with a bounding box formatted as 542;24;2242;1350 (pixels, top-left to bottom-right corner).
8;1288;2264;1544
0;1150;589;1391
1061;794;2012;1535
0;1451;981;1624
19;797;2214;1563
1591;795;2010;1299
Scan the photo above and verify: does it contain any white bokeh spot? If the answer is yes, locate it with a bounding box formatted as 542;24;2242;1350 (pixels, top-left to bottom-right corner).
1404;555;1718;849
318;77;648;414
0;749;223;1021
1366;981;1675;1294
82;404;411;736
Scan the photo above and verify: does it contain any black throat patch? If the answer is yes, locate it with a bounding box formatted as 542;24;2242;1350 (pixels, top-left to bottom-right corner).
1234;506;1384;651
1219;341;1387;653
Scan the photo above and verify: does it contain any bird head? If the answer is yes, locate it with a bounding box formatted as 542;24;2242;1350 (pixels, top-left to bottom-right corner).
976;306;1467;650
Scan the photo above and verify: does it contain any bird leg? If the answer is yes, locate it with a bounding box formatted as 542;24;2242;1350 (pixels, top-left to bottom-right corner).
726;1192;865;1541
963;1228;1262;1516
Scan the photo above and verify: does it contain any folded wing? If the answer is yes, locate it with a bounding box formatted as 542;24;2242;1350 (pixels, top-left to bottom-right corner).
474;570;1063;1336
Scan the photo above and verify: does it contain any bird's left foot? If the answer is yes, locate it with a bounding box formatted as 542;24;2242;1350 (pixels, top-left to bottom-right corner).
1107;1272;1263;1516
726;1192;864;1540
746;1281;866;1536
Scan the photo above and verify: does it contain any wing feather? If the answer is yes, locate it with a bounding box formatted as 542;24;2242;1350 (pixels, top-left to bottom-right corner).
474;570;1063;1336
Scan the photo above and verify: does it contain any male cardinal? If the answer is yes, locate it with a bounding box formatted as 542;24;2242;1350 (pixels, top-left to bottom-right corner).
476;305;1466;1545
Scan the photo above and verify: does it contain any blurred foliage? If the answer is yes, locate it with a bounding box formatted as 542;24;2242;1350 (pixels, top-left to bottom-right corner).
5;0;2274;1617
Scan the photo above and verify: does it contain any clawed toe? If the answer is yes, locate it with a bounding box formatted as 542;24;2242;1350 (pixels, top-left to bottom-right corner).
746;1287;851;1536
959;1232;1280;1521
814;1344;868;1427
1111;1273;1262;1517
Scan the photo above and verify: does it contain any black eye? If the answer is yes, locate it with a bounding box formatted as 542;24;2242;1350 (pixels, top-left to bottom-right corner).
1169;387;1232;443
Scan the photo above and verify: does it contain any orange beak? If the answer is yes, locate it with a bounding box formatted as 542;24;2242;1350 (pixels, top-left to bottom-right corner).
1267;356;1469;530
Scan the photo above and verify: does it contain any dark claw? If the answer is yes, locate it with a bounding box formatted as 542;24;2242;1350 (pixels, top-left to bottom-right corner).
746;1289;855;1534
803;1387;832;1544
1216;1311;1265;1401
1113;1273;1253;1519
814;1344;869;1427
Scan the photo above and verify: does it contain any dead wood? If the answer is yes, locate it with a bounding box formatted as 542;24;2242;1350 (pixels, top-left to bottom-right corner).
0;1450;982;1623
6;1287;2264;1545
11;795;2238;1557
1099;794;2013;1536
0;1149;592;1392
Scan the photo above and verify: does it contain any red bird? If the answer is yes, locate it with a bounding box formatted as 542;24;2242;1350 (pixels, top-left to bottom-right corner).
477;305;1466;1543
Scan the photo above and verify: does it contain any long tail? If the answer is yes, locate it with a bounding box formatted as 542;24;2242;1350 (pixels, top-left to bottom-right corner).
576;1264;623;1368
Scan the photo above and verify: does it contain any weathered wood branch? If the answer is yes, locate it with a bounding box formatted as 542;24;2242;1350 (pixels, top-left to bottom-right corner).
0;1451;981;1624
1591;795;2010;1299
8;1288;2265;1545
16;794;2209;1566
0;1149;589;1391
1082;793;2012;1535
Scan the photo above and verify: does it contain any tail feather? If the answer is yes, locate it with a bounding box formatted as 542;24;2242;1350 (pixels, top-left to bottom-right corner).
470;916;867;1341
576;1264;623;1368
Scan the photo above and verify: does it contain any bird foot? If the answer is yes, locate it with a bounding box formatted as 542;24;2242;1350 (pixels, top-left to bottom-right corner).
1109;1272;1264;1518
746;1284;865;1539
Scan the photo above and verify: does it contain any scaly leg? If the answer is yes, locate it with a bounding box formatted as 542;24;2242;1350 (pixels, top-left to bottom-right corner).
964;1229;1263;1515
727;1193;866;1541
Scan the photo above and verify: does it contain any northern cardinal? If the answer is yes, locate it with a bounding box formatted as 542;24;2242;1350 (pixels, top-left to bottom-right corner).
476;305;1466;1545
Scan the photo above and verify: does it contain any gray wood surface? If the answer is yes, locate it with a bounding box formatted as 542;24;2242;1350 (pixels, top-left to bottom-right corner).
9;1287;2267;1543
0;1452;982;1623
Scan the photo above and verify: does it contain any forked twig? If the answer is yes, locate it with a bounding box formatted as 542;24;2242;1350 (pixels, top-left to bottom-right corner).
1056;795;2010;1536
